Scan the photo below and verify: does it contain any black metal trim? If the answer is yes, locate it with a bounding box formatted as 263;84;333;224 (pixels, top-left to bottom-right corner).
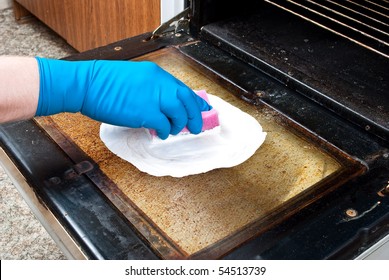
0;120;158;259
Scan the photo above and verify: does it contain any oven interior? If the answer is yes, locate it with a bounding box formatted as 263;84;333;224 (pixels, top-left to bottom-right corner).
191;0;388;140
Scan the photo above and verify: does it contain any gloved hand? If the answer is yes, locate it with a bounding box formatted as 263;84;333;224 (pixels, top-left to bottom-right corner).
35;57;211;139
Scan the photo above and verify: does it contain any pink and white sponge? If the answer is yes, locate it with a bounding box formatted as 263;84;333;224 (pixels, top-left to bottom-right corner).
149;90;220;137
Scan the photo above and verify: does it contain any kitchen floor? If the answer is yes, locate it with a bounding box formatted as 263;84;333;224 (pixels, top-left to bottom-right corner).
0;7;77;259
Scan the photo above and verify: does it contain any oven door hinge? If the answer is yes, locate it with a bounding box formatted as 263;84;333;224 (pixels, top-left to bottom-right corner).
151;7;190;39
46;160;95;186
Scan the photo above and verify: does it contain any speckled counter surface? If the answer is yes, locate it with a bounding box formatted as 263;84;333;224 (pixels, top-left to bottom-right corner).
0;7;77;259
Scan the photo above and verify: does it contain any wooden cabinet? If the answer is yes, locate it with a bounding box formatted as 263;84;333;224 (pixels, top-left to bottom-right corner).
13;0;161;52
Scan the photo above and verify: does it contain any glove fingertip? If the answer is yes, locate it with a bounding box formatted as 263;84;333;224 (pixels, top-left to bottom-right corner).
157;130;169;140
186;119;203;135
195;94;212;112
154;121;170;140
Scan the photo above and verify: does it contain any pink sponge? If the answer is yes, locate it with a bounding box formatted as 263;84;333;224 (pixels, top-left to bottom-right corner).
149;90;219;137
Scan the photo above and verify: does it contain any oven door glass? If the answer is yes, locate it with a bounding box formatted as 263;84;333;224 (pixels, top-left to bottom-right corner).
35;47;365;259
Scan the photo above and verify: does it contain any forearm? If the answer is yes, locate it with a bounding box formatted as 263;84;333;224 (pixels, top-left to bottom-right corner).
0;56;39;123
0;56;209;139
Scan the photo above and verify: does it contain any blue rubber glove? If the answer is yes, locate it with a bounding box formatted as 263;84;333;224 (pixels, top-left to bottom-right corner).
35;57;211;140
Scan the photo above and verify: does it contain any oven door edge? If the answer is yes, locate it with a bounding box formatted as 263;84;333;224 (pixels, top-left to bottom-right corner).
0;147;86;260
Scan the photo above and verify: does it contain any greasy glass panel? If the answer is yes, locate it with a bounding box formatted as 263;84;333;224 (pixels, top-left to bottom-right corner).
37;47;362;259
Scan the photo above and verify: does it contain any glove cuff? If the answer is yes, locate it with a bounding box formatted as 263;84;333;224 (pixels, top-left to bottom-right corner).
35;57;94;116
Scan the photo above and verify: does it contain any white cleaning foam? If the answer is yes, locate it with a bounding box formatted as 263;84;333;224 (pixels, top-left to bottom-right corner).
100;94;267;177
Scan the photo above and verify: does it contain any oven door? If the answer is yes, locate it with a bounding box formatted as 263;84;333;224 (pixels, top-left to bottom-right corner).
0;9;388;260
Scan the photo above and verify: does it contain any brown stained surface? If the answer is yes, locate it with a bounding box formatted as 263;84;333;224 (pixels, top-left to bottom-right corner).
41;47;341;256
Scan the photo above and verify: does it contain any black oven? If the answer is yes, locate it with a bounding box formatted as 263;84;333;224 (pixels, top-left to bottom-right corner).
0;0;388;259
